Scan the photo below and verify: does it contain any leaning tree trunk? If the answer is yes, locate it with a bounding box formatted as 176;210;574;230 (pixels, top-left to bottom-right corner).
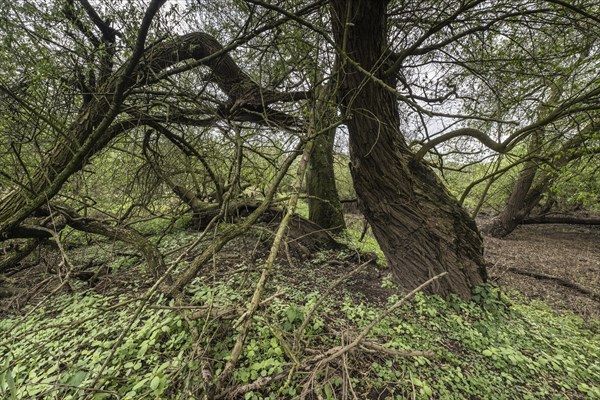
482;123;595;237
306;85;345;232
483;131;545;237
329;0;486;298
483;41;593;238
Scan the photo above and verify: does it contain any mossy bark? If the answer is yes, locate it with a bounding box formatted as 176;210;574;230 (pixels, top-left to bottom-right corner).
329;0;486;298
307;125;345;233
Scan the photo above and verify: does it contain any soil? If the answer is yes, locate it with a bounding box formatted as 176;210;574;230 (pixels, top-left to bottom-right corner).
483;222;600;320
1;219;599;321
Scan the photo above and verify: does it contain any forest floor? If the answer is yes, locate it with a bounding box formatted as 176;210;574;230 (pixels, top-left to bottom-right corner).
0;217;599;399
2;217;598;320
484;223;600;320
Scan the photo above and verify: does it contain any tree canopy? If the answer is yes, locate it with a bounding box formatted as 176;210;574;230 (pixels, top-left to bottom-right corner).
1;0;599;298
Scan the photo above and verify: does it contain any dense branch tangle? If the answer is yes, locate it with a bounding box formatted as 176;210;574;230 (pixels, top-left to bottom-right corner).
1;2;600;399
2;0;599;307
0;25;310;238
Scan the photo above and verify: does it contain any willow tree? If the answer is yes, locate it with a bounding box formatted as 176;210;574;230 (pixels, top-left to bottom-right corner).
324;0;600;296
2;0;599;299
482;34;600;237
326;0;489;297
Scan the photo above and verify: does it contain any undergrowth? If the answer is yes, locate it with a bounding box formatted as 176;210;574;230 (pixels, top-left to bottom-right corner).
0;269;598;399
0;224;598;399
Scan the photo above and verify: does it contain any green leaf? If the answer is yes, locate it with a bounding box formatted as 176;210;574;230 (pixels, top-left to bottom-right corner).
323;383;334;399
5;367;16;399
132;378;149;391
67;371;88;387
150;375;160;390
138;341;149;357
412;377;423;387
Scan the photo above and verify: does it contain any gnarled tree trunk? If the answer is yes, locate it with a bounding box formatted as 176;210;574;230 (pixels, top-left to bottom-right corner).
482;123;597;237
329;0;486;298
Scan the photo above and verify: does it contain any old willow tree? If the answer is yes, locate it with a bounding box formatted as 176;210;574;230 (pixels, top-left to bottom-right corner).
326;0;599;296
327;0;489;297
2;0;598;298
481;32;600;237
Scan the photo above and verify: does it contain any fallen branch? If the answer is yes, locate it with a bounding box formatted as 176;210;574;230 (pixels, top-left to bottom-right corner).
507;267;600;302
0;239;40;273
215;137;315;393
294;259;373;350
358;340;434;358
311;273;446;368
522;214;600;225
220;338;432;400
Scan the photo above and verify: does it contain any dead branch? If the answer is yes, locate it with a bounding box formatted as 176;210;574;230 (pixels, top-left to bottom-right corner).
507;267;600;302
0;239;40;273
522;214;600;225
215;137;315;393
294;259;373;350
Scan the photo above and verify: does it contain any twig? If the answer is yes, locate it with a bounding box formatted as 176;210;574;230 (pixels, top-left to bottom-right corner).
233;291;285;326
294;260;372;350
85;252;184;396
315;273;445;367
215;138;315;393
359;341;434;358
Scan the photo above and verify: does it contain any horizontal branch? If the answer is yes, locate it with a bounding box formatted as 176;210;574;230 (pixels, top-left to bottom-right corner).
413;127;506;161
522;214;600;225
507;267;600;302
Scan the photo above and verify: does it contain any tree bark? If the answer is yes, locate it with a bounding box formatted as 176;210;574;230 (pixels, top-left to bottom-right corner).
483;131;545;237
482;123;596;237
329;0;486;298
307;121;345;233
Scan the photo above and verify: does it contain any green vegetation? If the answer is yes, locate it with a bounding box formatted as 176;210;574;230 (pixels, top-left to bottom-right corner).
1;1;599;399
1;227;597;400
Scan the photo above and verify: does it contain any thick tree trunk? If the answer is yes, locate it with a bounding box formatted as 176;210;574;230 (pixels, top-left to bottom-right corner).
307;126;345;233
306;83;345;232
482;43;594;238
329;0;486;298
483;166;544;237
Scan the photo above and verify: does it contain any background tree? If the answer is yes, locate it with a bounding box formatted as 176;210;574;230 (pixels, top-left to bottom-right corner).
306;83;345;233
404;1;600;236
